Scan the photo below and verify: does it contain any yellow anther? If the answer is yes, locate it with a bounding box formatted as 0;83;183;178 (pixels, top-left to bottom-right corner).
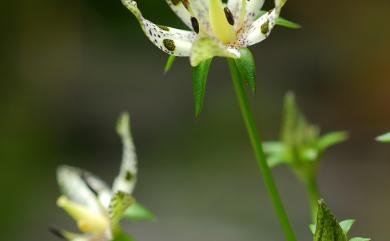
209;0;236;43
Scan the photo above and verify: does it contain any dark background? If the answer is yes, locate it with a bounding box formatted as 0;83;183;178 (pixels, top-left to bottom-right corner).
1;0;389;240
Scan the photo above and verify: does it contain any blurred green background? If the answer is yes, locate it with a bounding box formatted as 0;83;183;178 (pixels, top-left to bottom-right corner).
1;0;389;240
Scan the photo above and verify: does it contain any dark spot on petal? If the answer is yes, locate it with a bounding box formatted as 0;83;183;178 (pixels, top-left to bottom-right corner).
224;7;235;26
261;20;269;35
158;25;170;31
125;171;133;181
191;17;199;34
163;39;176;52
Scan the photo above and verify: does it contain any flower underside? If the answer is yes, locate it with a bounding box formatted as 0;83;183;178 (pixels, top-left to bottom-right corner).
122;0;286;66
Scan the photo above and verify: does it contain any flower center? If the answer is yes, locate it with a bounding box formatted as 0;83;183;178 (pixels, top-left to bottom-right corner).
209;0;236;43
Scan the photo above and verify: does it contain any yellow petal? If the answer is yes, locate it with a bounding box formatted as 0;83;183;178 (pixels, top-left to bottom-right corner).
209;0;236;43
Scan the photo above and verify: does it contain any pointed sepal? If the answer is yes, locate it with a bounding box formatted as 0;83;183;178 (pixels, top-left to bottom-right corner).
164;55;176;73
122;202;155;221
192;58;213;118
234;48;256;93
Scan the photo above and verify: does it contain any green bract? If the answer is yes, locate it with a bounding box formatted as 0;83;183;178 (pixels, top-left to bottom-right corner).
311;200;370;241
264;92;348;181
51;113;154;241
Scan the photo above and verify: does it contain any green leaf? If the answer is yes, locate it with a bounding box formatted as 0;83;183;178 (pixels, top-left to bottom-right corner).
339;219;355;235
276;17;302;29
234;48;256;92
349;238;371;241
164;55;176;73
192;58;213;118
122;202;155;221
376;132;390;143
317;132;348;152
314;200;348;241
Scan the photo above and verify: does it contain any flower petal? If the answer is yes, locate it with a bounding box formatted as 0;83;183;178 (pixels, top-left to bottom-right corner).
112;113;137;194
57;165;104;213
189;0;213;35
244;0;266;27
165;0;193;30
239;8;279;47
190;37;240;66
122;0;196;56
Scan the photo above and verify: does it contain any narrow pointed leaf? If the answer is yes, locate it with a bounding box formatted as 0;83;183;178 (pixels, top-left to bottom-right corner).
234;48;256;92
317;132;348;152
192;58;213;118
276;17;302;29
376;132;390;143
122;202;155;221
314;200;348;241
164;55;176;73
349;238;371;241
339;219;355;235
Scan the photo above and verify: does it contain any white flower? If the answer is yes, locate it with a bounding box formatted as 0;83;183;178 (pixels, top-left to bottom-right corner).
51;113;140;241
121;0;287;66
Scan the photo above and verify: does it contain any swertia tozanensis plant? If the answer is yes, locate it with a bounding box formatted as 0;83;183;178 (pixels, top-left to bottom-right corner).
51;113;154;241
121;1;300;241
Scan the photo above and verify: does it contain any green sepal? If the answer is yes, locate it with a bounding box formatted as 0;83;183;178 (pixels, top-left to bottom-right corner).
314;200;348;241
192;58;213;118
164;55;176;73
263;141;288;167
112;232;136;241
122;202;155;221
376;132;390;143
276;17;302;29
234;48;256;93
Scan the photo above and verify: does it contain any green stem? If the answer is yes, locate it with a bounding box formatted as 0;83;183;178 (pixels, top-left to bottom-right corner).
227;59;297;241
306;176;320;223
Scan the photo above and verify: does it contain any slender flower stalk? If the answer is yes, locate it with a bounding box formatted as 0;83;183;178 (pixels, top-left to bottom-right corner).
228;59;297;241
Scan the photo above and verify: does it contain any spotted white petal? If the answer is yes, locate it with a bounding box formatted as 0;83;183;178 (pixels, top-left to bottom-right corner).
190;37;240;67
165;0;193;30
112;113;137;194
189;0;212;35
57;165;103;213
239;8;279;47
109;192;134;227
244;0;266;26
122;0;196;56
81;171;113;209
227;0;241;24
